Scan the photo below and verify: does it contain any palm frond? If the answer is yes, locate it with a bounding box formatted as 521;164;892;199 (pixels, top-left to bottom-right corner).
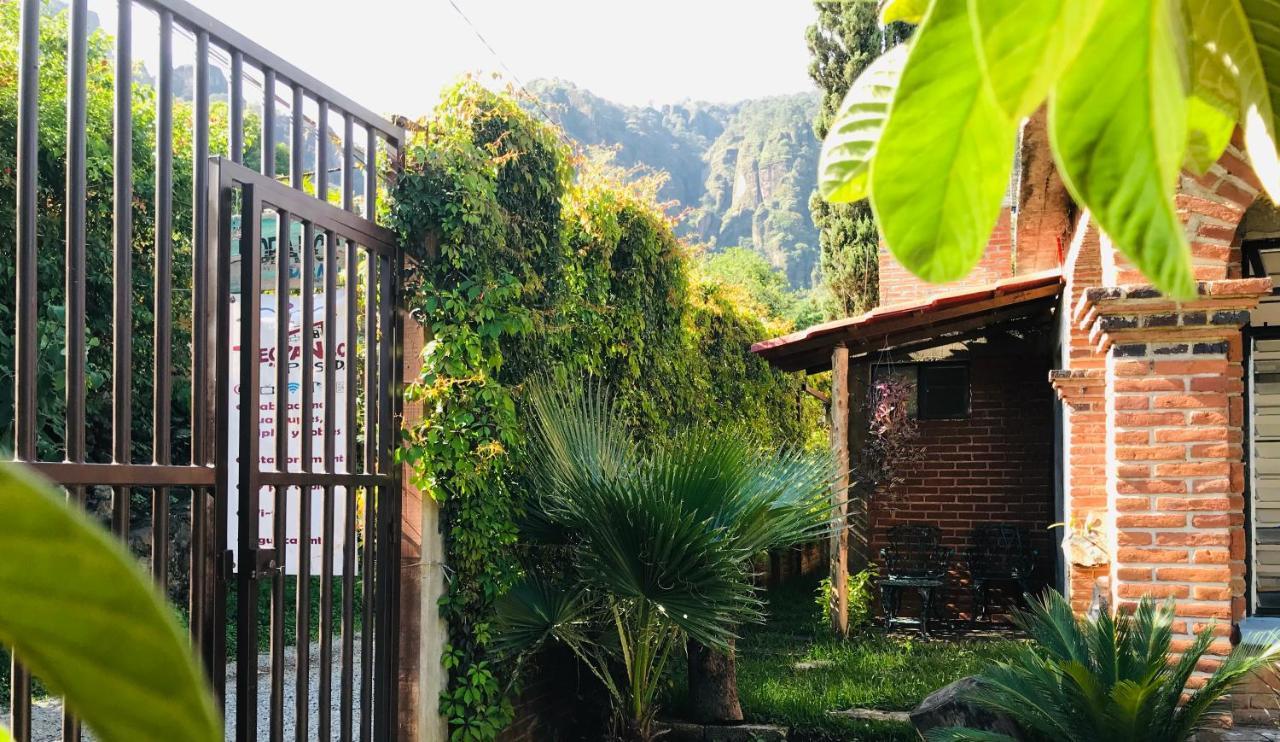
1170;631;1280;740
493;575;592;657
1010;590;1091;668
965;591;1275;742
524;376;638;499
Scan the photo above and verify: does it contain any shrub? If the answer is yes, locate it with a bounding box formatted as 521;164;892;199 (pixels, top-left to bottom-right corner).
816;566;878;632
930;590;1280;742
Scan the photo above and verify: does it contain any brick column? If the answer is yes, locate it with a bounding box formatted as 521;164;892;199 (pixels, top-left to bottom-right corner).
1051;368;1108;613
1077;280;1269;666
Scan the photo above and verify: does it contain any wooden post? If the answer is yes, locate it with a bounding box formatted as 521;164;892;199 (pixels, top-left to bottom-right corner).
830;344;851;637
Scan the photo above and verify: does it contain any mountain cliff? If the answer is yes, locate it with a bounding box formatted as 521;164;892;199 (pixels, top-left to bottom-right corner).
527;80;821;288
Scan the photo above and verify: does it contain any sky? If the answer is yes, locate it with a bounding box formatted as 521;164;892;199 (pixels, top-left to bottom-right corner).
168;0;821;116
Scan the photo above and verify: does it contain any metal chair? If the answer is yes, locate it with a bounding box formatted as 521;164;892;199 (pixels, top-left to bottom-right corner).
966;523;1036;626
879;523;953;636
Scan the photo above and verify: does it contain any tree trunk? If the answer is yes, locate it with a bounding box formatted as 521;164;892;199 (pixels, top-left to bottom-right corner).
686;638;743;723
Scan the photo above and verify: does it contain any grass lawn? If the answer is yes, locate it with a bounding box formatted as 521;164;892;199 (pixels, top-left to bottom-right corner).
663;576;1024;741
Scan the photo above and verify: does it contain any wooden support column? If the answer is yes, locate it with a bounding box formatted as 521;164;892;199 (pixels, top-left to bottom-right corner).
830;343;851;637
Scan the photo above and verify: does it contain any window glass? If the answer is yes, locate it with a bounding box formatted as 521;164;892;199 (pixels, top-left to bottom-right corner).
918;363;968;419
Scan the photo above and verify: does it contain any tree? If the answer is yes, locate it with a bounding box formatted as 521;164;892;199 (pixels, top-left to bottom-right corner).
805;1;909;318
497;380;835;739
818;0;1280;299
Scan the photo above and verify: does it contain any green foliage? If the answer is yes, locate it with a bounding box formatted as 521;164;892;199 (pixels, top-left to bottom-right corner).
929;590;1280;742
0;1;263;464
806;1;909;317
698;248;793;322
391;81;817;741
497;380;834;740
0;462;219;742
871;0;1018;284
818;45;906;204
819;0;1280;299
697;246;829;334
816;567;879;632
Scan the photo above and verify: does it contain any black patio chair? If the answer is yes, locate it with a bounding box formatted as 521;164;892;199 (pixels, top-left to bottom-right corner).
879;523;953;636
966;523;1037;626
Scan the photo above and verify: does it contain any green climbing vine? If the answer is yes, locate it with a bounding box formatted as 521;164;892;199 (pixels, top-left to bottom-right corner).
390;80;821;741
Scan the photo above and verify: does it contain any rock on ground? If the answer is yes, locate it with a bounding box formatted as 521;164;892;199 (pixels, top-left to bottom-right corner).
909;676;1023;740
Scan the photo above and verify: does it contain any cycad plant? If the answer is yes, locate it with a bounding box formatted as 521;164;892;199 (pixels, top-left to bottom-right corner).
930;590;1280;742
496;380;836;740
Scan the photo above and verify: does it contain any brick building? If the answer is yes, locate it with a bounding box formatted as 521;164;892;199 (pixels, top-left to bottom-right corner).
752;117;1280;724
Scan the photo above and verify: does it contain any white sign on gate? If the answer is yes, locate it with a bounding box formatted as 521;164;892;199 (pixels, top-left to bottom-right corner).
226;289;351;576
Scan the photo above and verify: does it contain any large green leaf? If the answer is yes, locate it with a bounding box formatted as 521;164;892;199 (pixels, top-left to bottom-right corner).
1184;0;1250;174
1238;0;1280;201
879;0;930;25
1186;94;1237;174
818;43;909;204
1048;0;1195;299
868;0;1017;284
0;463;220;742
970;0;1103;119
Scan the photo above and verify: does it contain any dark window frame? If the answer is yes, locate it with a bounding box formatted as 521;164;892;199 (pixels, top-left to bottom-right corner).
871;360;971;420
917;361;970;420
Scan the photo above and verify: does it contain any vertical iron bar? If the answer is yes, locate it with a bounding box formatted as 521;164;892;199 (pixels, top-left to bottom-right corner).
364;128;376;222
230;50;243;163
11;0;39;737
236;185;263;742
316;101;329;203
153;8;175;589
63;2;88;736
342;114;353;212
295;219;316;742
262;68;276;178
374;251;397;739
65;0;87;472
360;252;378;742
112;0;134;536
318;229;339;741
191;27;211;666
339;244;359;741
291;85;304;190
210;158;232;711
270;209;291;742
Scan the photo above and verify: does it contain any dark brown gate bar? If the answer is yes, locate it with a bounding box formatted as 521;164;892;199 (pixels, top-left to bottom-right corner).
6;0;405;739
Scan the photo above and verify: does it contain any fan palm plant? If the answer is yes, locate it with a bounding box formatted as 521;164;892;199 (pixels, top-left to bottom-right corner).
496;380;837;740
929;590;1280;742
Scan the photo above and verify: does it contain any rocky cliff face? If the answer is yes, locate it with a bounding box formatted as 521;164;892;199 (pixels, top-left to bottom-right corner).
528;80;821;288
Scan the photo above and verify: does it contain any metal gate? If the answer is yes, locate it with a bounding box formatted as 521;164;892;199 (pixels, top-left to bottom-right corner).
210;158;403;741
6;0;405;738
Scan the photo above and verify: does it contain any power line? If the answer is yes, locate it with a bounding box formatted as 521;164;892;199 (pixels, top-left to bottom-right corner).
442;0;566;137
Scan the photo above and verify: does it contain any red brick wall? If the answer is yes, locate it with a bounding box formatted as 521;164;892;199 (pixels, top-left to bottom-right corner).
878;209;1015;306
867;348;1056;618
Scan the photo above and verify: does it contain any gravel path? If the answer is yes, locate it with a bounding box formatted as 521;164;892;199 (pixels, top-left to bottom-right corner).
4;638;364;741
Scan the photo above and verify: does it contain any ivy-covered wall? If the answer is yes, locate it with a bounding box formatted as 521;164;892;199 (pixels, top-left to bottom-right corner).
389;81;820;740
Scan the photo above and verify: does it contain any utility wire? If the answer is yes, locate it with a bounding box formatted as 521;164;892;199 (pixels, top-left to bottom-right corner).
442;0;568;138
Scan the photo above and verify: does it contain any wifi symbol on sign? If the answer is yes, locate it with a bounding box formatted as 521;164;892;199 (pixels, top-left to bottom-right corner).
288;382;301;394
